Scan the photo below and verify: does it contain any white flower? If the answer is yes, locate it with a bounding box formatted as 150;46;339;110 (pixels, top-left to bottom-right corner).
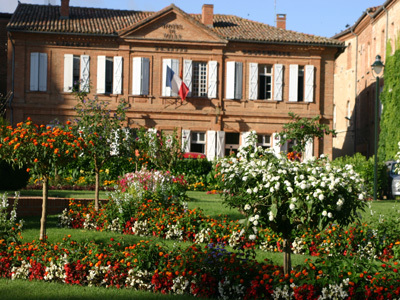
322;210;327;216
328;212;333;218
253;220;259;226
253;187;258;193
247;188;252;194
287;187;293;193
249;234;256;240
244;204;251;211
289;203;295;210
254;214;259;220
268;211;274;221
319;194;324;201
358;193;364;200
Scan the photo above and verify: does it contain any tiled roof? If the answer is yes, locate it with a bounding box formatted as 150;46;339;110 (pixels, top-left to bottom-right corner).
8;3;343;47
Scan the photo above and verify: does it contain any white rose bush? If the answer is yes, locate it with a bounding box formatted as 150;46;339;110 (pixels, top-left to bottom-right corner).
215;132;368;273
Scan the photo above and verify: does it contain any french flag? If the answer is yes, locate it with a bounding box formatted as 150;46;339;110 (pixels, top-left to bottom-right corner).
166;66;189;102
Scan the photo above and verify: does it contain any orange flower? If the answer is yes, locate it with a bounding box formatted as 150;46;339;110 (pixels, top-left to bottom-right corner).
26;168;30;172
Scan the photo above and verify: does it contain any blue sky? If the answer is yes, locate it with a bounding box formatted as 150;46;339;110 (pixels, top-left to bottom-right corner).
2;0;384;38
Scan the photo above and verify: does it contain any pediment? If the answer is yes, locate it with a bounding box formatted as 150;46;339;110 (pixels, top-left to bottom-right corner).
119;4;226;44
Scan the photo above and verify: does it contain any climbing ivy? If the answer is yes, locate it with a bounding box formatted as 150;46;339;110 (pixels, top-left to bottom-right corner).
378;41;400;162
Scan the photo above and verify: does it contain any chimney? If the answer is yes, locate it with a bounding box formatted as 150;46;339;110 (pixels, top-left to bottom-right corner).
276;14;286;30
60;0;70;19
202;4;214;27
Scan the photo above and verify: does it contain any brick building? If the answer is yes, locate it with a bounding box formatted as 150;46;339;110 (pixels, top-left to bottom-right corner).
333;0;400;158
6;0;343;159
0;13;12;96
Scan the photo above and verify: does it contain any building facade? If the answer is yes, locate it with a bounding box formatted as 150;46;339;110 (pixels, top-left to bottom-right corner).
333;0;400;158
6;0;343;159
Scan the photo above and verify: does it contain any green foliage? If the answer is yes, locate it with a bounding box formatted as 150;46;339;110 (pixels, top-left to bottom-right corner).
0;161;29;190
172;157;212;188
332;153;388;199
0;192;23;244
378;48;400;162
134;128;182;172
277;112;336;153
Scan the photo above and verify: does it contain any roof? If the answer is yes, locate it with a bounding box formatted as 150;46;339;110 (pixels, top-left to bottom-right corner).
7;3;343;47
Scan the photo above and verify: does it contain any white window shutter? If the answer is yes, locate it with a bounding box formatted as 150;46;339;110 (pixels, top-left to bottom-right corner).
304;137;314;161
272;133;281;155
30;53;39;91
289;64;298;102
80;55;90;93
38;53;47;92
241;131;251;148
206;130;216;161
142;58;150;96
183;59;192;97
216;131;225;158
281;141;288;152
132;57;142;95
274;64;283;101
208;61;218;99
181;129;191;152
249;63;258;100
235;62;243;100
171;59;179;97
113;56;123;94
162;59;172;96
97;56;106;94
226;61;235;99
305;65;314;102
63;54;73;92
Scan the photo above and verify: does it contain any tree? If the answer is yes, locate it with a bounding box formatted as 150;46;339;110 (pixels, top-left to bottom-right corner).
0;118;81;240
71;91;129;211
277;112;336;154
215;133;367;274
378;45;400;162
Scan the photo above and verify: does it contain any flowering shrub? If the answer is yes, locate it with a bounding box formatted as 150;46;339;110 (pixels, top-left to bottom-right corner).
0;193;23;244
215;132;367;273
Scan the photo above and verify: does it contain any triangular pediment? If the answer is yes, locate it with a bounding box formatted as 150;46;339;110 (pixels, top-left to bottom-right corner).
119;4;227;44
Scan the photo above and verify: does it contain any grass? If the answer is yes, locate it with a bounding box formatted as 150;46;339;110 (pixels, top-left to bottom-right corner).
15;189;109;199
3;189;400;298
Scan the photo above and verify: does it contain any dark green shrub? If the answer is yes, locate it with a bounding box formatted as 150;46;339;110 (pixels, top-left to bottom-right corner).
332;153;388;199
0;160;30;190
172;158;212;186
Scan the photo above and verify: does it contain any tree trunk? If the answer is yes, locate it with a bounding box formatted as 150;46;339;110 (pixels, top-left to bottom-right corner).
283;237;292;275
95;170;100;211
39;176;48;240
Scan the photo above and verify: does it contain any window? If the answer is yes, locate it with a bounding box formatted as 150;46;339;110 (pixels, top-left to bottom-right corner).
162;59;180;97
258;65;273;100
257;134;271;149
226;61;243;100
64;54;90;92
132;57;150;95
288;139;297;153
191;131;206;153
182;60;218;98
97;56;123;94
30;52;47;91
225;132;240;156
192;62;207;97
289;64;314;102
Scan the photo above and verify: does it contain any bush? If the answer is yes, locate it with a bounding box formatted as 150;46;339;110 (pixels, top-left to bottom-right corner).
332;153;387;199
0;161;30;190
171;158;212;188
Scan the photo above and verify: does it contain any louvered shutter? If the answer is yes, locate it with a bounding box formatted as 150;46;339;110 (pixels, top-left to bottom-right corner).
162;59;172;96
97;56;106;94
304;137;314;161
289;64;298;102
182;129;191;152
171;59;179;97
30;53;40;91
305;65;314;102
249;63;258;100
63;54;73;92
206;130;216;161
132;57;142;95
142;58;150;95
208;61;218;98
113;56;123;95
226;61;235;99
217;131;225;158
241;131;251;148
274;64;283;101
80;55;90;93
38;53;47;91
234;62;243;100
183;59;192;97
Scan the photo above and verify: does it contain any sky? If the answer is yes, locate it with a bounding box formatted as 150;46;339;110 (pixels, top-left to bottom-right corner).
1;0;385;38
